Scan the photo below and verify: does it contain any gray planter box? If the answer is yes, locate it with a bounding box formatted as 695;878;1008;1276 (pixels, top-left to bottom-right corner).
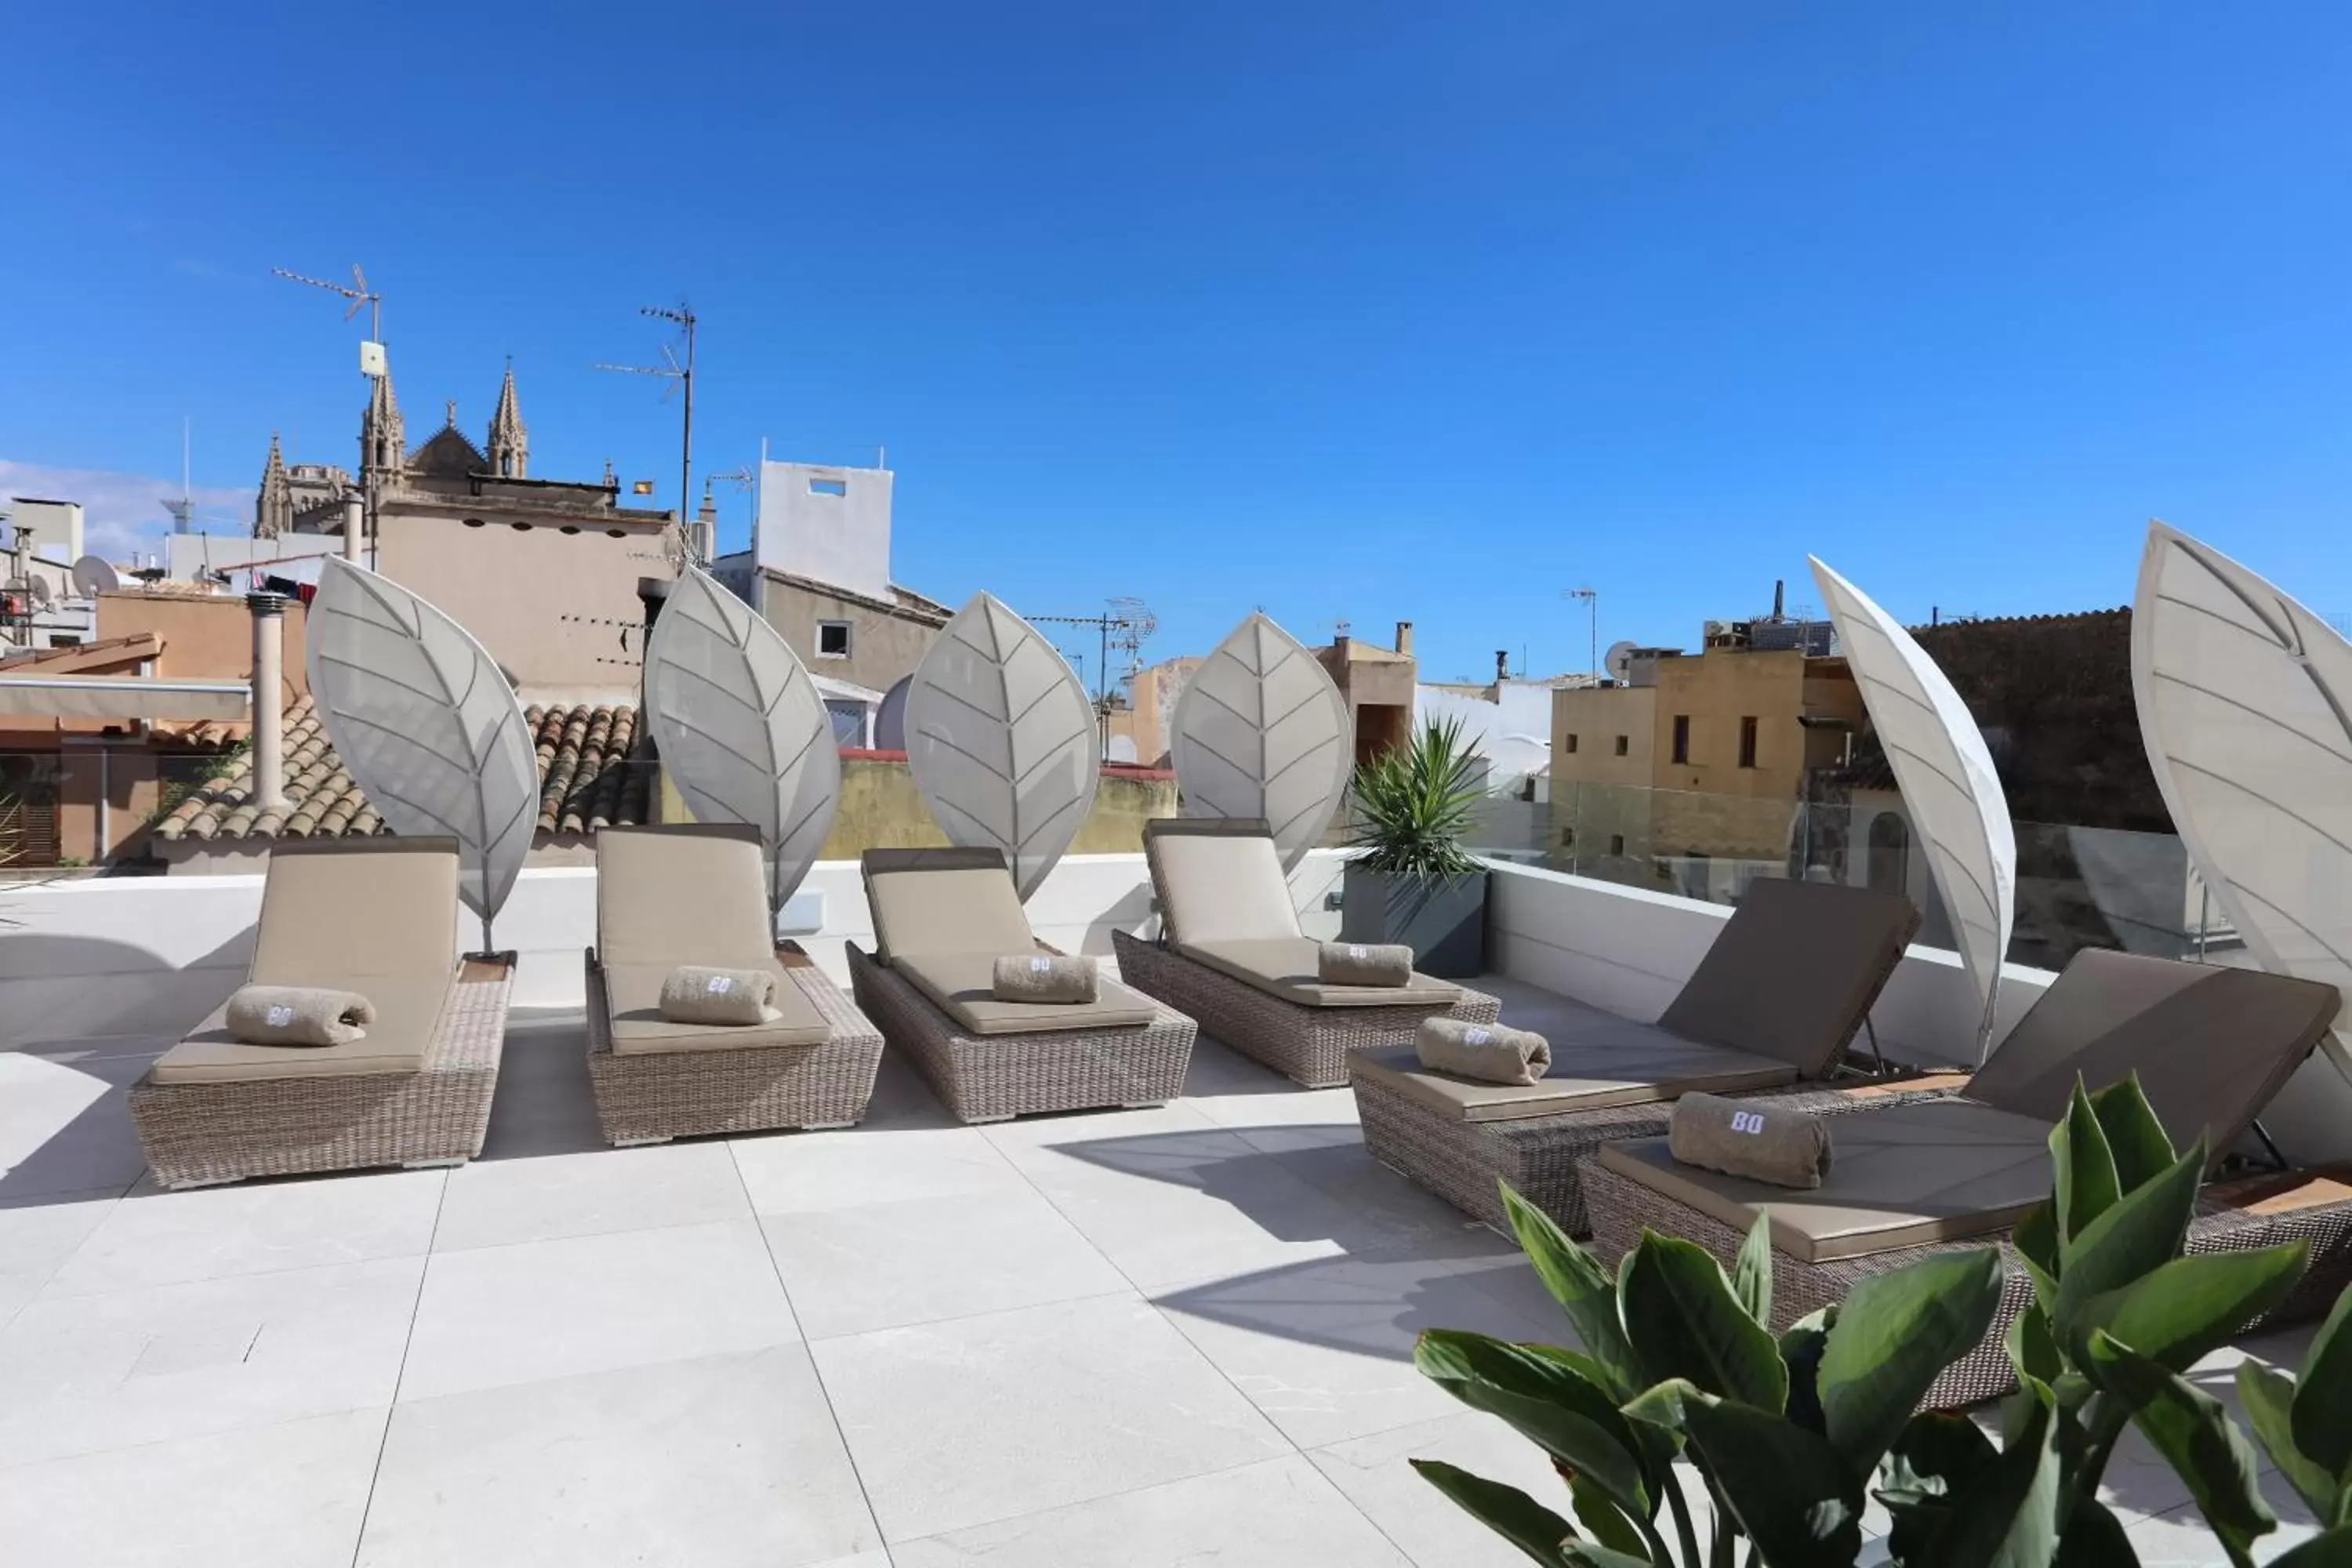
1339;863;1488;978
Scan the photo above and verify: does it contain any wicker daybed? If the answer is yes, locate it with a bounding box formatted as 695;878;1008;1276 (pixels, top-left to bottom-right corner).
1112;818;1502;1089
129;837;514;1189
583;825;884;1144
846;848;1196;1123
1581;949;2352;1408
1352;875;1922;1235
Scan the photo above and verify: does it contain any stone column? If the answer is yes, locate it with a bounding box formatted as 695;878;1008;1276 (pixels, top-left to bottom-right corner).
248;593;287;810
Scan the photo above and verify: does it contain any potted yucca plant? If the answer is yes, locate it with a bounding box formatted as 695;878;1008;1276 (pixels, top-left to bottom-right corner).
1341;715;1488;977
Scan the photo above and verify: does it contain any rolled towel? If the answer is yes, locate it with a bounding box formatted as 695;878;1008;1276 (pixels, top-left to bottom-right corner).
1415;1015;1552;1085
1319;941;1414;986
1668;1092;1833;1189
659;965;779;1026
993;953;1099;1004
225;985;376;1047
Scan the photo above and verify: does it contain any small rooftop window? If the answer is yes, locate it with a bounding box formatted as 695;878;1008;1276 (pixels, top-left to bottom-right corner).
808;477;848;497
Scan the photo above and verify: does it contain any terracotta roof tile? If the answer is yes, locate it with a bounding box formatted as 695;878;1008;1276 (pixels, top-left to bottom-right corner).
154;696;648;844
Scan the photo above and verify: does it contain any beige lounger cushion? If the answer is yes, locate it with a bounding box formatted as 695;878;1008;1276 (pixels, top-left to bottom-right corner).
154;971;454;1083
1354;1029;1797;1123
1174;937;1461;1008
601;958;829;1054
598;825;779;971
151;840;465;1086
891;952;1160;1036
1145;822;1304;944
1657;877;1918;1074
1961;949;2339;1156
1595;1098;2054;1263
862;848;1038;963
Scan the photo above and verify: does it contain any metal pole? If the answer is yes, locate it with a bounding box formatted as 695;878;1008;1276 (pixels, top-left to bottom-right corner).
680;311;696;539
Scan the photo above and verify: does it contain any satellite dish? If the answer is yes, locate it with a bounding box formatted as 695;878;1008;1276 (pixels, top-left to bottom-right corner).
72;556;122;597
1602;641;1639;683
873;675;911;752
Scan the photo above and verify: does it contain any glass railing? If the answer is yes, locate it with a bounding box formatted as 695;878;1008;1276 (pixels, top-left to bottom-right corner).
1460;779;2241;972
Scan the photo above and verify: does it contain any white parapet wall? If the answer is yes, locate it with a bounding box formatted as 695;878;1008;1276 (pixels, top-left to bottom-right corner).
0;848;1352;1048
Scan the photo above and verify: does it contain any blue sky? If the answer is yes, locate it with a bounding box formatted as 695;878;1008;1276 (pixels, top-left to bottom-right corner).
5;2;2349;684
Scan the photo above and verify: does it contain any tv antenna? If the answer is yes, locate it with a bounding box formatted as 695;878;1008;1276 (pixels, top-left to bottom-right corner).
1565;586;1599;679
1029;599;1159;746
274;262;387;567
596;300;697;528
272;263;382;343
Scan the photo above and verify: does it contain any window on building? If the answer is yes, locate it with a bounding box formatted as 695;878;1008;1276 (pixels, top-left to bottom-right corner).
817;620;853;659
1738;716;1759;768
809;477;848;497
1671;715;1690;764
1609;833;1625;856
1563;733;1579;754
1613;735;1628;757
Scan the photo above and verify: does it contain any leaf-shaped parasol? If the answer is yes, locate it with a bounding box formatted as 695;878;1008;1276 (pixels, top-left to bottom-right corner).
306;557;539;949
1810;557;2016;1058
1171;612;1354;872
2134;523;2352;1038
644;564;842;912
905;592;1100;900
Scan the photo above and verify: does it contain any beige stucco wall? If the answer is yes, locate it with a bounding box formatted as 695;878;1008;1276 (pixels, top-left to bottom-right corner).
94;593;310;699
762;579;942;695
814;757;1177;859
374;513;670;695
1549;686;1656;790
1650;648;1817;799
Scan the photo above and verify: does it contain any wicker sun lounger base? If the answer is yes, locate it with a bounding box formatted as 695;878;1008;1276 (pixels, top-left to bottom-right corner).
1358;1067;1965;1238
130;956;515;1191
1580;1154;2352;1410
585;949;885;1145
1111;927;1501;1089
848;941;1196;1123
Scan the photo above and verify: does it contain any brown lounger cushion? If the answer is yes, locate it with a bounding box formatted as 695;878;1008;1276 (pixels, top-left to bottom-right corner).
603;959;829;1054
1174;937;1461;1009
1656;877;1919;1075
1960;949;2340;1160
862;848;1039;963
1144;819;1304;944
1352;1024;1798;1123
154;971;453;1083
150;840;464;1086
1596;1098;2053;1262
891;952;1160;1036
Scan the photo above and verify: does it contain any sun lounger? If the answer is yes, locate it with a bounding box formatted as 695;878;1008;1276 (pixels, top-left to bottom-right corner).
1111;818;1504;1088
1349;874;1922;1234
1579;949;2349;1407
845;847;1196;1123
584;824;883;1143
129;838;514;1189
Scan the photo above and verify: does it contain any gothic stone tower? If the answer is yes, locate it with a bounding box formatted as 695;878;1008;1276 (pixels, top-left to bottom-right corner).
486;361;528;478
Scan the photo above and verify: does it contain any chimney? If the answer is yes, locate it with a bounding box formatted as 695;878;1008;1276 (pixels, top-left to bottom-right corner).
1772;579;1785;621
1394;620;1414;658
1494;649;1510;683
248;593;287;811
343;495;365;564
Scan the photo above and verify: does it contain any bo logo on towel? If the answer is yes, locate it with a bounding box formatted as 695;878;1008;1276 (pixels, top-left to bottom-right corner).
1730;1111;1765;1135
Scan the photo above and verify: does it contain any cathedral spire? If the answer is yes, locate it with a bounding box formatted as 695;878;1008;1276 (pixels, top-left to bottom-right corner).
256;432;290;539
487;358;528;478
361;366;405;486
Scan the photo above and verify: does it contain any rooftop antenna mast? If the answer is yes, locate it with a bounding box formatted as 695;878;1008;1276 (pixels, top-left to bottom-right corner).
1565;586;1599;679
273;263;386;567
162;418;195;535
595;300;698;537
1029;599;1159;750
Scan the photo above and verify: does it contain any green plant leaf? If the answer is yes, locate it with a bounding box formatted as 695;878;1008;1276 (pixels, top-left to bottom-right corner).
2013;1203;2062;1312
1410;1461;1583;1566
2076;1245;2308;1376
1817;1247;2004;1476
1416;1331;1650;1516
1568;1473;1649;1557
2008;1302;2064;1388
2088;1075;2178;1196
1503;1184;1640;1399
2054;1142;2205;1363
2239;1361;2339;1525
2086;1331;2276;1559
1345;715;1487;884
2293;1281;2352;1478
1875;1412;1999;1561
1911;1381;2063;1568
2056;1495;2138;1567
2053;1080;2122;1246
2263;1527;2352;1566
1780;1308;1834;1436
1731;1213;1773;1328
1619;1231;1788;1413
1679;1393;1864;1563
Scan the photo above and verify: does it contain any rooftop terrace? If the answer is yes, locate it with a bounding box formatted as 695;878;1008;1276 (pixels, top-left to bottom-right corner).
0;855;2330;1565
